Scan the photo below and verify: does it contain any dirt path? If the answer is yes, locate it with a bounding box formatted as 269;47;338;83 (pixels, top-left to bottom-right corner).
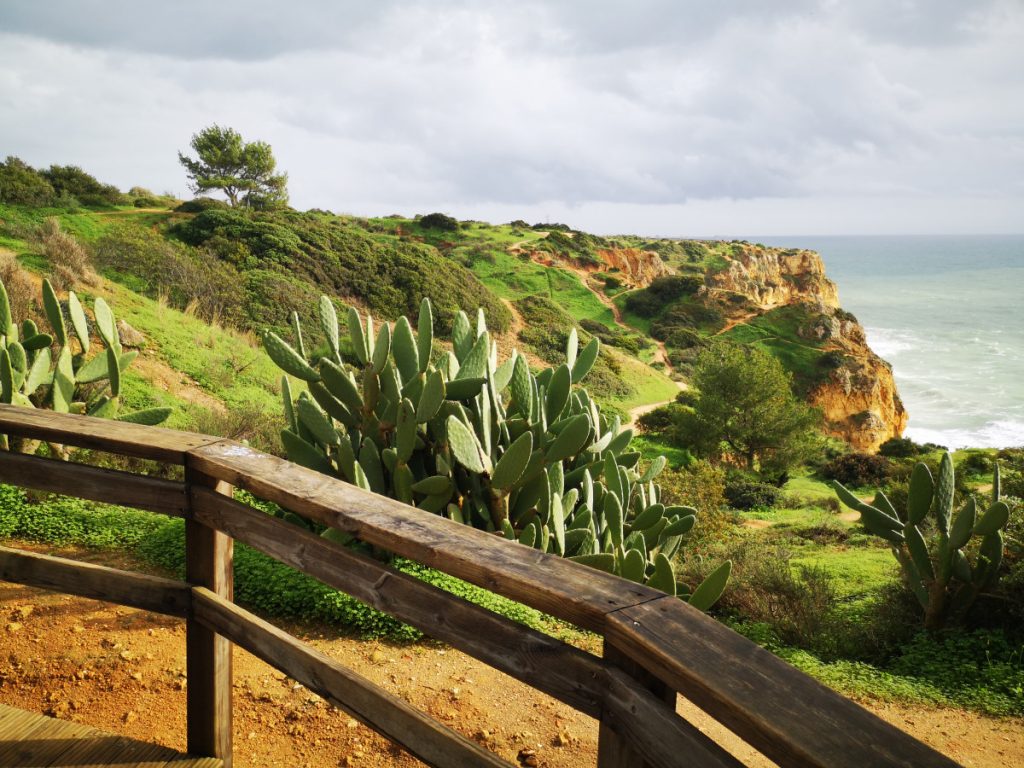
2;543;1020;768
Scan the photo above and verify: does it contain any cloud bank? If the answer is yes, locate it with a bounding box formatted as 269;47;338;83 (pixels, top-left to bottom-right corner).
1;0;1021;234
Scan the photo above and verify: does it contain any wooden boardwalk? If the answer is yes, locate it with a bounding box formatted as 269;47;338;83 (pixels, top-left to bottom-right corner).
0;704;221;767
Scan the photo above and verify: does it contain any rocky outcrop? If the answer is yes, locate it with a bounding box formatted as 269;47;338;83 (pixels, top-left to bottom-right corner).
708;242;906;452
590;248;672;288
704;243;839;312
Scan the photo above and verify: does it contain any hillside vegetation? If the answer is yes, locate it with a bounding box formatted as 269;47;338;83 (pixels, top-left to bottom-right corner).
2;159;1023;738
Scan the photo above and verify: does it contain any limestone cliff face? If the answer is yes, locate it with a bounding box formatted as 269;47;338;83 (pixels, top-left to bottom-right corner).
704;244;839;311
706;243;907;452
591;247;672;288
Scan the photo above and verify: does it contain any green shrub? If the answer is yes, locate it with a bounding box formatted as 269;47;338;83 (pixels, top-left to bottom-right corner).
695;540;837;648
40;165;123;207
0;156;54;205
878;436;931;458
35;217;96;290
724;475;783;510
821;452;892;487
173;208;509;334
418;212;459;231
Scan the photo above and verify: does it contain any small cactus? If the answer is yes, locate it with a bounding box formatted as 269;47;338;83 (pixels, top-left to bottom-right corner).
834;453;1009;630
0;276;171;453
264;297;730;606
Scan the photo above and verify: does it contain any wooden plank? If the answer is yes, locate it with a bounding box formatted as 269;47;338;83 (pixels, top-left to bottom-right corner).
0;403;223;463
596;642;735;768
191;587;510;768
0;451;187;516
189;486;603;716
0;545;191;617
607;597;960;768
188;487;741;768
0;705;222;767
0;714;88;766
184;468;234;767
188;442;661;632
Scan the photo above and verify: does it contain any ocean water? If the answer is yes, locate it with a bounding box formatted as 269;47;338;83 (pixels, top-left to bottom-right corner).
753;235;1024;450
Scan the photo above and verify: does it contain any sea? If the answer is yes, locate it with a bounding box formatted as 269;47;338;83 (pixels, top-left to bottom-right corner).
752;235;1024;450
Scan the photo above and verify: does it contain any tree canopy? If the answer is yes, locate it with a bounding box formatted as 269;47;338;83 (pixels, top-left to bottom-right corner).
178;125;288;209
675;342;820;473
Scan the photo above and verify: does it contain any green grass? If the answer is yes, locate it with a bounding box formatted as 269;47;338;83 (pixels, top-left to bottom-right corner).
602;353;679;412
791;547;897;597
785;470;840;501
720;304;829;390
734;620;1024;717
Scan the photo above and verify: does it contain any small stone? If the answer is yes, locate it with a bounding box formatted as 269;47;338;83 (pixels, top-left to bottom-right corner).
346;719;359;729
553;730;572;747
130;672;144;682
119;650;134;661
14;605;34;620
122;711;137;724
369;650;387;665
6;622;22;633
517;748;539;767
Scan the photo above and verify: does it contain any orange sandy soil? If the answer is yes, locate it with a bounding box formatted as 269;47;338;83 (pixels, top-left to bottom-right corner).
2;543;1023;768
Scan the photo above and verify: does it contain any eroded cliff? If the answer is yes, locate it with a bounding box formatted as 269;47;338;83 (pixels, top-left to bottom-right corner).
707;243;907;452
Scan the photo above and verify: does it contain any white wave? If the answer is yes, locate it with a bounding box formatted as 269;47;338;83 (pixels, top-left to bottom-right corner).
905;420;1024;450
864;327;918;358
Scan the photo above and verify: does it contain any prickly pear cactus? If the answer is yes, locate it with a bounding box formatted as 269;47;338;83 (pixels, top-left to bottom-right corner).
834;453;1010;630
263;296;730;605
0;276;171;453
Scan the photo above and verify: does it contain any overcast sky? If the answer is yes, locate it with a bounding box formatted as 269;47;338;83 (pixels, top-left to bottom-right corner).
1;1;1022;235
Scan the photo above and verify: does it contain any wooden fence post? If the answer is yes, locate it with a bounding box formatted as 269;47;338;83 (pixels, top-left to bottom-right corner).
185;467;234;766
597;641;676;768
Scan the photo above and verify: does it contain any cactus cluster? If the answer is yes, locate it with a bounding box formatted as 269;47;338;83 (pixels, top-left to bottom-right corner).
834;453;1010;630
263;296;730;605
0;276;171;451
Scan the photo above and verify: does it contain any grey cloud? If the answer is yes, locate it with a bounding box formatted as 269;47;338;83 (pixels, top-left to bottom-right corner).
0;1;1020;234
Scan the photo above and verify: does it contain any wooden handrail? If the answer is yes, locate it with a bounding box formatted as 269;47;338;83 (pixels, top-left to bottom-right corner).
0;405;960;768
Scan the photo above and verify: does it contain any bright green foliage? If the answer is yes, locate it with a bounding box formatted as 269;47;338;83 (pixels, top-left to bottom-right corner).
264;296;729;606
178;125;288;209
0;276;170;449
675;342;821;473
834;455;1009;630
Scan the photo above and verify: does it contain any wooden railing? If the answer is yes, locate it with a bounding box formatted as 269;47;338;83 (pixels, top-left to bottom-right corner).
0;405;958;768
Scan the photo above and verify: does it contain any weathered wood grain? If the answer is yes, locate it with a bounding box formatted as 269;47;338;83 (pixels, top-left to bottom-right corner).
0;703;223;767
188;442;661;632
191;587;510;768
0;545;191;617
184;469;234;767
606;597;960;768
188;488;736;768
0;403;223;463
188;486;604;716
0;451;187;516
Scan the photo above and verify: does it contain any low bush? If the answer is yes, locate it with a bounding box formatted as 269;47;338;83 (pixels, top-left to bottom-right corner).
723;475;784;510
878;436;931;458
657;461;734;550
417;212;459;231
94;223;245;324
821;452;892;487
40;164;123;207
0;251;39;325
34;217;96;289
701;541;837;648
0;156;55;205
183;402;284;457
